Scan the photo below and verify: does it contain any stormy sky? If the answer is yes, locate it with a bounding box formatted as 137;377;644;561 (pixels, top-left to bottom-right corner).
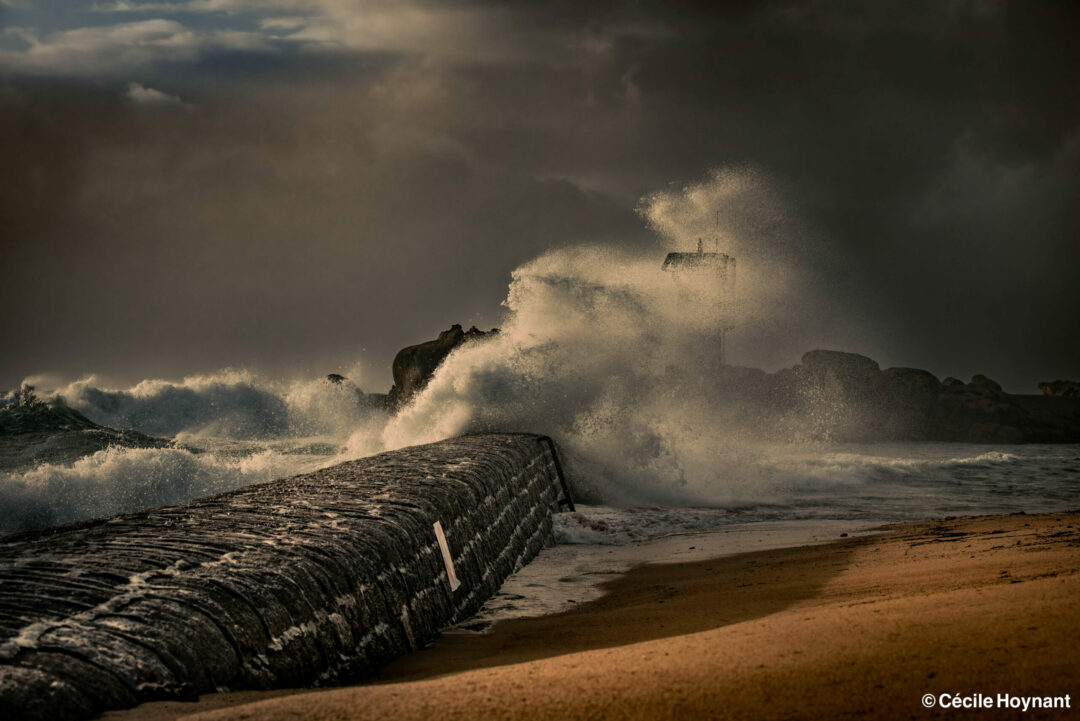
1;0;1077;393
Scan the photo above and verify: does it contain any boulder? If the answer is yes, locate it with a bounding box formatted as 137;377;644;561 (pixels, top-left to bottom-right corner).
970;374;1003;393
800;350;881;381
387;325;498;407
881;367;943;396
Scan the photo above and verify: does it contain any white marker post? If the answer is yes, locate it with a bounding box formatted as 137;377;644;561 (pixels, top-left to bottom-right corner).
433;521;461;591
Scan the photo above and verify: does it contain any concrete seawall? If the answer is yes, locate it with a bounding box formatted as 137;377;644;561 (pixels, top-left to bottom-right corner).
0;433;572;721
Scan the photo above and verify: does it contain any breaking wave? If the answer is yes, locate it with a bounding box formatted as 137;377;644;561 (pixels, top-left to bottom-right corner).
51;369;387;442
0;446;328;534
3;170;1076;534
367;243;798;505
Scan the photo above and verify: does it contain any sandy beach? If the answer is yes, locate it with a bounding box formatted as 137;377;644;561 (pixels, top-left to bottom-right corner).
106;512;1079;721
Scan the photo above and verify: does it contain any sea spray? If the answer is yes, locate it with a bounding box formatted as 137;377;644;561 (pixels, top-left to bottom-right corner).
366;169;867;505
0;445;328;533
4;170;1077;534
51;367;387;441
371;244;798;505
1;369;390;533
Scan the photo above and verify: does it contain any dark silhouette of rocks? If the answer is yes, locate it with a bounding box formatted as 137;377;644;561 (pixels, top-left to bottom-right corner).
970;374;1003;392
754;351;1080;443
0;387;99;435
1038;380;1080;397
0;434;572;721
386;324;498;407
323;374;390;412
0;387;173;472
801;349;881;381
336;328;1079;443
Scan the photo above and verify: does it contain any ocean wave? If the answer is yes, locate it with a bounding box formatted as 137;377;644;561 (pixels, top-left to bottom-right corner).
943;451;1021;466
553;505;737;544
43;369;386;441
5;220;1068;529
0;445;327;534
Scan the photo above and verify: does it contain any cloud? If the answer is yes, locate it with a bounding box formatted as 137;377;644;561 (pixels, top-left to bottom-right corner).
0;18;276;74
93;0;301;13
125;81;184;105
0;1;1076;391
5;0;656;76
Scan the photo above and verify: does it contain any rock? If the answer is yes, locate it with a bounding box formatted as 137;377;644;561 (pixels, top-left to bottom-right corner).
0;388;174;472
1038;380;1080;397
970;374;1003;392
932;381;1030;443
800;350;881;381
0;387;99;435
749;353;1076;443
340;326;1080;443
325;373;347;384
871;368;945;440
388;324;498;406
1014;394;1080;442
881;367;943;396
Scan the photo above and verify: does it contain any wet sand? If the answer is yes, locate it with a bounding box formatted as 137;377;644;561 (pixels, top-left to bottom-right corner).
107;512;1080;720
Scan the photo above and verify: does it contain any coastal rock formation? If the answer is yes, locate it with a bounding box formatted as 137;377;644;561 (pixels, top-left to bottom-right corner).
801;349;881;383
324;374;390;412
772;351;1080;443
387;325;498;407
342;328;1079;443
1038;380;1080;397
0;433;572;721
0;388;172;472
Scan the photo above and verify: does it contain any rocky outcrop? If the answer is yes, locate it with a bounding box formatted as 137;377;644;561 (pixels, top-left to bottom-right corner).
387;325;498;407
759;351;1080;443
0;388;173;472
1038;380;1080;397
0;388;102;435
0;433;572;721
344;328;1079;443
323;375;391;412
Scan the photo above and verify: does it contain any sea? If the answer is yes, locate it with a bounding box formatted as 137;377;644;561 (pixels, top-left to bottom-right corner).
2;246;1077;545
2;372;1076;542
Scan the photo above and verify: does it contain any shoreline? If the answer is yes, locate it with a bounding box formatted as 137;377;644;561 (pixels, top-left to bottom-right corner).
105;512;1080;721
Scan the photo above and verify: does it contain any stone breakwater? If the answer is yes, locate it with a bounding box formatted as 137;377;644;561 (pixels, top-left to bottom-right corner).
0;433;573;721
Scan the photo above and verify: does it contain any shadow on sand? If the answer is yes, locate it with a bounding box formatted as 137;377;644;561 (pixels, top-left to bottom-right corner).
372;536;867;684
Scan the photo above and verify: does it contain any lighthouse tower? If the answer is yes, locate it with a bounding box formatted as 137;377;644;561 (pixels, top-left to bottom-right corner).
660;237;736;363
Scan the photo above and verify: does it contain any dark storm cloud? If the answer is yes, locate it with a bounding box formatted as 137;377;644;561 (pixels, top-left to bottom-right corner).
1;0;1076;391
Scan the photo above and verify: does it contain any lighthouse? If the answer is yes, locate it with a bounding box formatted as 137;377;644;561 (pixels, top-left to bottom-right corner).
661;238;736;363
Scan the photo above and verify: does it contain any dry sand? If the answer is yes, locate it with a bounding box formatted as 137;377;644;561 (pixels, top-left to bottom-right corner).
107;512;1080;720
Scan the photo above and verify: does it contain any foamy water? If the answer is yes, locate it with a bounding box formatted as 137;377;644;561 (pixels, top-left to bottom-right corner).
3;172;1077;536
0;371;389;533
553;443;1080;545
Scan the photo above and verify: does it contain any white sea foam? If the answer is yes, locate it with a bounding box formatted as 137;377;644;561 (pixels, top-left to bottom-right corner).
0;445;328;534
4;170;1076;534
367;245;767;505
46;367;387;441
359;170;847;504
